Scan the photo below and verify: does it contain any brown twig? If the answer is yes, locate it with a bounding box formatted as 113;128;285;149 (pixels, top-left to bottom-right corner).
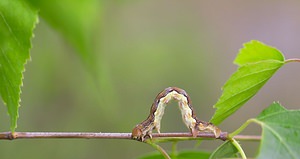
0;131;260;141
233;134;261;141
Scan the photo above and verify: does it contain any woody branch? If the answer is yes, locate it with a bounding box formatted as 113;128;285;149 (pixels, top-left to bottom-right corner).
0;131;260;141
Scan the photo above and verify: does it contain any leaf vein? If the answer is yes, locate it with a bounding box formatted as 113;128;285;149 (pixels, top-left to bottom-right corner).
216;76;269;107
0;11;21;47
224;65;280;88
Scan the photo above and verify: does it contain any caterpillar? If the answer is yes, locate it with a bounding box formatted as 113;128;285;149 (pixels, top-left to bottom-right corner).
131;87;221;141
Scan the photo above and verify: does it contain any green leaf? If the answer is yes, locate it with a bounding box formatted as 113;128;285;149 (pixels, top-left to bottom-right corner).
255;102;300;159
0;0;38;131
209;141;239;159
26;0;101;68
234;40;284;65
176;151;211;159
210;40;285;125
26;0;118;116
138;151;211;159
256;102;286;119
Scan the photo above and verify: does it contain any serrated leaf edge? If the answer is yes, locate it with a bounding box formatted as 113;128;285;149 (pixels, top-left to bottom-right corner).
10;11;39;132
234;40;285;66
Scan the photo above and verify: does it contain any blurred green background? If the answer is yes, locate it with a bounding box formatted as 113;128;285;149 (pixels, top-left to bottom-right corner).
1;1;300;158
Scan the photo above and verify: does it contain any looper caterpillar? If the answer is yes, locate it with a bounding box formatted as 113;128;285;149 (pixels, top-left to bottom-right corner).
131;87;221;141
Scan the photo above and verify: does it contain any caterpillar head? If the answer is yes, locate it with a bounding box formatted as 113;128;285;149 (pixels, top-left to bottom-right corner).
131;124;144;141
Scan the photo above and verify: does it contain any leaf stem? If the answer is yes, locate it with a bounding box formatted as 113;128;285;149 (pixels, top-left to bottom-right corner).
285;58;300;63
229;118;256;138
230;138;247;159
171;141;178;157
146;141;171;159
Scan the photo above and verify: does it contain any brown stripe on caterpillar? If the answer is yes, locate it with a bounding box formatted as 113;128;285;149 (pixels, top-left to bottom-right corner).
131;88;170;141
193;118;221;138
131;87;221;141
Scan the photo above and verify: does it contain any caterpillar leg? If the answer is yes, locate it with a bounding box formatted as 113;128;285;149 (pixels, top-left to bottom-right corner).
212;126;221;138
145;133;152;140
196;121;221;138
191;128;199;137
155;124;161;134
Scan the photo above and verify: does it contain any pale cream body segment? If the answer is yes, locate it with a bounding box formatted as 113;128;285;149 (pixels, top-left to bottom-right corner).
153;90;196;134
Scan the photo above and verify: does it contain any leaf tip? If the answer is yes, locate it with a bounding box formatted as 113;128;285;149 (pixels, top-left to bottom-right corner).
234;40;285;66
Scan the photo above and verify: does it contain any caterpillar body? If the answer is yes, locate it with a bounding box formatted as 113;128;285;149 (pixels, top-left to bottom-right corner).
131;87;221;141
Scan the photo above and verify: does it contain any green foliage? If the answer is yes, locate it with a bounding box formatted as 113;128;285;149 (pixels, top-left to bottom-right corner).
210;40;285;125
209;141;239;159
0;0;38;132
0;0;109;132
139;151;211;159
255;102;300;159
26;0;101;68
24;0;118;115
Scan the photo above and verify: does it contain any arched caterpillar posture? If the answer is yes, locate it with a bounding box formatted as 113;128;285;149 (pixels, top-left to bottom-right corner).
132;87;221;141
